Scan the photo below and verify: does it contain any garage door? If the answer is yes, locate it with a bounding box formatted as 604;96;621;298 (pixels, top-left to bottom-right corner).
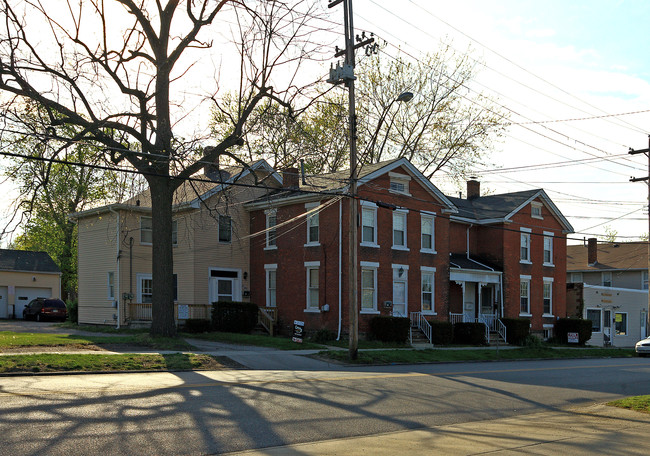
0;286;7;319
14;287;52;319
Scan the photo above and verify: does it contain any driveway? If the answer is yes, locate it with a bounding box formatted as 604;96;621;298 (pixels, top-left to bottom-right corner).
0;319;120;337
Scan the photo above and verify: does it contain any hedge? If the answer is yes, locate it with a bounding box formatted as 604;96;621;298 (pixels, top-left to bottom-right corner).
211;301;259;333
501;318;530;345
428;320;453;345
183;318;212;333
554;318;592;345
453;322;486;345
368;316;410;343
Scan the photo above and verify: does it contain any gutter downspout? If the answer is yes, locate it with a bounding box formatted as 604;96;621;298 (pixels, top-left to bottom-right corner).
466;224;473;259
109;207;121;329
337;198;342;340
500;274;504;317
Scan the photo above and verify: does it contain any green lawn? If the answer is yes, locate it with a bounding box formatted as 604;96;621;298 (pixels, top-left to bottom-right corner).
0;353;232;373
0;331;192;351
180;331;326;350
608;396;650;414
318;346;637;364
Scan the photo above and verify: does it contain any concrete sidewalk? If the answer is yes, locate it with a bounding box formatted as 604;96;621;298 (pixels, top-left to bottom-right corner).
225;403;650;455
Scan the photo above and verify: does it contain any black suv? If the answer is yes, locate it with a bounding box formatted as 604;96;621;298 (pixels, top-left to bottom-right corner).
23;298;68;322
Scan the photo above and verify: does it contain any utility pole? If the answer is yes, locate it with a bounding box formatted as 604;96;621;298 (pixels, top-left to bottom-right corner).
327;0;374;359
628;134;650;338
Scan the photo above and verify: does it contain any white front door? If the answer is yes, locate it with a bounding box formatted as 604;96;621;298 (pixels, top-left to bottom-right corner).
463;282;476;321
0;286;7;319
603;310;612;346
392;281;407;317
209;268;241;303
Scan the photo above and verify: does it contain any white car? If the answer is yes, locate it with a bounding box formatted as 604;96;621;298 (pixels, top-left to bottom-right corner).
635;337;650;357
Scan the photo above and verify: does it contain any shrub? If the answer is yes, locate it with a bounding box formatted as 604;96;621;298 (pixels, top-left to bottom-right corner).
554;318;592;346
501;318;530;345
428;320;453;345
183;318;212;333
368;316;410;343
211;301;259;333
66;299;78;324
523;334;543;347
310;328;336;344
453;322;486;345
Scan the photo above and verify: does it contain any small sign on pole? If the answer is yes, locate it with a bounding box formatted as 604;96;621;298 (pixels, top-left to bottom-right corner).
292;320;305;343
567;332;579;344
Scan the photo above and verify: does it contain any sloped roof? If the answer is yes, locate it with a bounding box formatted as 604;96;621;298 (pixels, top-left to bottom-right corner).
449;253;500;272
0;250;61;273
567;242;648;271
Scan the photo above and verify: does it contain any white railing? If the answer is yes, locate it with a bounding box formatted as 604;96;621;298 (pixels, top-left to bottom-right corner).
449;313;464;325
478;313;498;332
258;307;277;336
410;312;433;345
497;319;507;343
451;312;490;344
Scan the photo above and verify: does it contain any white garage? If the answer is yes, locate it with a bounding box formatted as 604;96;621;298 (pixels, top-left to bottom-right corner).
0;286;7;319
14;287;53;319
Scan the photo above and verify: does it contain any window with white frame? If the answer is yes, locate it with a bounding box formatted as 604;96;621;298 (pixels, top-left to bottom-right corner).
392;210;408;249
219;215;232;243
137;273;153;303
389;172;410;195
305;203;320;245
140;216;152;244
360;262;378;311
602;271;612;287
391;264;408;317
420;213;435;253
107;272;115;299
531;202;543;219
265;209;277;248
360;202;378;246
543;325;553;340
543;278;553;316
643;270;648;290
265;264;277;307
520;228;531;263
570;272;583;283
421;267;436;314
543;232;553;266
520;276;530;315
305;262;320;310
586;308;602;332
615;312;627;335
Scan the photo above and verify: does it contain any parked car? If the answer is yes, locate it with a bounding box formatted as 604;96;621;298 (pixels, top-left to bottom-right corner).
635;336;650;357
22;298;68;322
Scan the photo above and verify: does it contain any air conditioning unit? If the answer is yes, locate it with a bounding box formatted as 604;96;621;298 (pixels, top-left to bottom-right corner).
383;301;393;308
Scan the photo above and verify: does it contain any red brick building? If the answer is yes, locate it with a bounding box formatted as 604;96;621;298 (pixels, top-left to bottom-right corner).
245;160;573;340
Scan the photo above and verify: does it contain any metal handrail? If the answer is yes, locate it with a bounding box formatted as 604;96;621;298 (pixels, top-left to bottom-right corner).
497;319;507;344
410;312;433;345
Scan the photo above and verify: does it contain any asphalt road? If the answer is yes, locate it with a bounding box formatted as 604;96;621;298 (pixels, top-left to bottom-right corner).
1;357;649;455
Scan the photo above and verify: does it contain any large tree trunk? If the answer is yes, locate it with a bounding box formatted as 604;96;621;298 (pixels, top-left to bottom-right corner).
149;175;176;337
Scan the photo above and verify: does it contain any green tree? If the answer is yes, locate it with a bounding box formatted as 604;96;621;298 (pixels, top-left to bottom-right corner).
0;1;325;336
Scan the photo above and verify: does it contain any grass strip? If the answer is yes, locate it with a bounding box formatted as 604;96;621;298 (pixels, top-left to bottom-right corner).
0;331;191;351
0;353;231;373
608;395;650;414
318;347;636;364
180;331;325;350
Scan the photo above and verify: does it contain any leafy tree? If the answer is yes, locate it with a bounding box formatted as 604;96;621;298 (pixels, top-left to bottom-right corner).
0;1;325;336
602;225;618;243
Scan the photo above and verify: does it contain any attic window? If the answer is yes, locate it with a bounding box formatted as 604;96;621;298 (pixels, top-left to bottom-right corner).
531;202;543;219
389;172;411;195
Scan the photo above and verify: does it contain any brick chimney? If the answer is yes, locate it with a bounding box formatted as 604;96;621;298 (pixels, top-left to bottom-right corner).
467;179;480;199
587;237;598;265
282;168;299;189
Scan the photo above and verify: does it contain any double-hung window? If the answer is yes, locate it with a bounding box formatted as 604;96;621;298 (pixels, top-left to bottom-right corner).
543;278;553;316
570;272;583;283
392;209;408;250
360;262;379;312
602;271;612;287
265;209;277;249
140;216;152;244
420;213;435;253
520;228;531;263
305;262;320;311
543;232;554;266
219;215;232;243
421;267;436;314
360;202;378;247
305;202;320;246
520;276;531;315
265;264;277;307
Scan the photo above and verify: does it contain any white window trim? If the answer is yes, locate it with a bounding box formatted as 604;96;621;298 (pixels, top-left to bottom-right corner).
615;311;628;335
519;275;531;317
531;201;543;219
421;266;436;315
643;270;649;290
140;216;152;245
305;261;320;312
304;202;321;247
392;209;409;251
420;212;436;254
586;308;602;333
543;231;554;267
264;264;277;308
542;277;554;317
360;262;379;314
136;273;153;304
388;172;412;196
360;201;379;248
602;271;612;287
107;271;115;300
265;209;278;250
520;228;532;264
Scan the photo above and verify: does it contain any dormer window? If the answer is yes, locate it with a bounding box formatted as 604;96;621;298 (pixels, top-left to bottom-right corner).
389;172;411;195
531;202;543;219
